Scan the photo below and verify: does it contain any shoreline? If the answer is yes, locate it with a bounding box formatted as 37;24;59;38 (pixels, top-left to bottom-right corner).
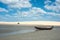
0;21;60;26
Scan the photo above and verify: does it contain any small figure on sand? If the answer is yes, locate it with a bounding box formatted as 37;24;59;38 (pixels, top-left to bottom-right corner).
17;22;20;24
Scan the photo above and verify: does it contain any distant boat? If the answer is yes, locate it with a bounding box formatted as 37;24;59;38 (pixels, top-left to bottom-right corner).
35;26;54;30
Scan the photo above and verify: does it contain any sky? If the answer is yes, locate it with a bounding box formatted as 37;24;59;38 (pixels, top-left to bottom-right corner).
0;0;60;22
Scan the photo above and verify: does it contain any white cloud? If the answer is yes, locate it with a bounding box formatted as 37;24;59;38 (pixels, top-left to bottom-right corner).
0;8;8;12
9;1;32;8
44;0;60;13
14;7;60;21
13;7;60;19
31;7;46;14
46;12;60;17
44;0;60;18
0;0;60;21
0;0;32;21
0;7;60;21
15;7;47;18
0;0;32;8
0;0;19;4
56;0;60;2
22;12;29;17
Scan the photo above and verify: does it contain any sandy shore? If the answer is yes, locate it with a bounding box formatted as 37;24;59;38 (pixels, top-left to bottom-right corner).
0;27;60;40
0;21;60;26
0;21;60;40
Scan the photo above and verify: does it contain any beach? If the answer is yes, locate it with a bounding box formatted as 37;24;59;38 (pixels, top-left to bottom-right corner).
0;21;60;26
0;21;60;40
0;26;60;40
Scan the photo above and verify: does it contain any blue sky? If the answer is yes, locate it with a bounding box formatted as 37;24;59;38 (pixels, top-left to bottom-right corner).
0;0;60;22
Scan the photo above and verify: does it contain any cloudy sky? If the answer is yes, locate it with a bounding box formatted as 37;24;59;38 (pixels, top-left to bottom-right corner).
0;0;60;22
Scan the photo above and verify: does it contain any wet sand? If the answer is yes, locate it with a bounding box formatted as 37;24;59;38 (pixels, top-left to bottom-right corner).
0;28;60;40
0;25;60;40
